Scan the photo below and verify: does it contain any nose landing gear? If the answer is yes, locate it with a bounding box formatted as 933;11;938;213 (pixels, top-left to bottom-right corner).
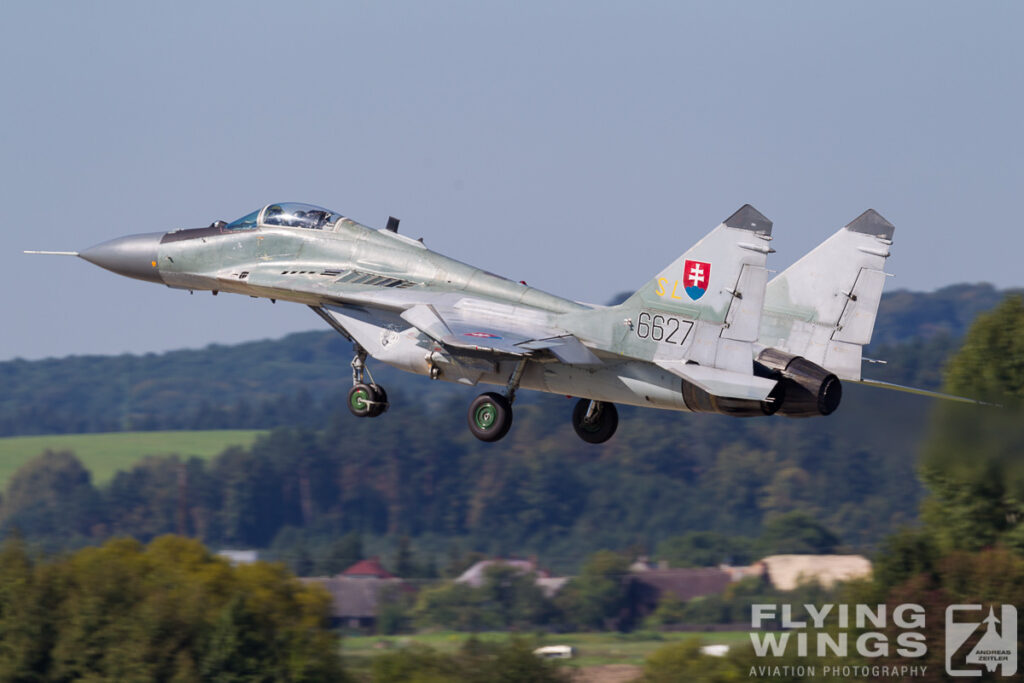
348;348;388;418
348;383;388;418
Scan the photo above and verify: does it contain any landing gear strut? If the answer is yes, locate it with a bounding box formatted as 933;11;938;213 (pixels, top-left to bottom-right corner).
348;347;388;418
572;399;618;444
467;359;527;442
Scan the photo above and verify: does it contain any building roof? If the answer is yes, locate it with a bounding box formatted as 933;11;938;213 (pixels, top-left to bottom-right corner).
341;557;395;579
758;554;872;590
301;576;403;618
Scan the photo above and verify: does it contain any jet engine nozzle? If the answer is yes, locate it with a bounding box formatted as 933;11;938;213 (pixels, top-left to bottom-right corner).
756;348;842;417
79;232;164;284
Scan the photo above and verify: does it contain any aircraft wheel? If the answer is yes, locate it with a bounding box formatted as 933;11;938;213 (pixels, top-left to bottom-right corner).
348;383;375;418
572;399;618;444
467;392;513;442
368;384;389;417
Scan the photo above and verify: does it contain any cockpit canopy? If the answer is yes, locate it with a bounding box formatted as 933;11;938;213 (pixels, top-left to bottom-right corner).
225;203;344;231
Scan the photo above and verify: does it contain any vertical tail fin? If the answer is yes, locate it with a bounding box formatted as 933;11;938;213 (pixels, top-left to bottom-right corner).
759;209;894;380
564;205;774;377
607;205;774;374
623;204;774;334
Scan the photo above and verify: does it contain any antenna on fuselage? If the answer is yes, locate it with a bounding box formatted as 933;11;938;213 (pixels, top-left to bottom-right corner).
385;216;400;233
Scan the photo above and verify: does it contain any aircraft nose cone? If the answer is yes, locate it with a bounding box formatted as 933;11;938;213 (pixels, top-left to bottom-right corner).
79;232;164;283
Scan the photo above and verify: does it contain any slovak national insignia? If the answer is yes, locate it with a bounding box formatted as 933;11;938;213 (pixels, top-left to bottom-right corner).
683;260;711;300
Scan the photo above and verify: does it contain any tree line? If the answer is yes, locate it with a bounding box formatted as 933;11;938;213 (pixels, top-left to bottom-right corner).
1;392;917;571
0;284;1013;437
2;289;1018;576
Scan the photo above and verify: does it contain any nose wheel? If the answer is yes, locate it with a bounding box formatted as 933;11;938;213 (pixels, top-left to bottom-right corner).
348;347;388;418
572;399;618;444
348;383;388;418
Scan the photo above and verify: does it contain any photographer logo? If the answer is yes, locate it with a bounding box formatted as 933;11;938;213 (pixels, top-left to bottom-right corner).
748;603;1018;679
946;605;1017;677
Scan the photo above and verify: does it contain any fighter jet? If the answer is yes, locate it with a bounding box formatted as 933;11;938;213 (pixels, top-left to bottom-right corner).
27;202;977;443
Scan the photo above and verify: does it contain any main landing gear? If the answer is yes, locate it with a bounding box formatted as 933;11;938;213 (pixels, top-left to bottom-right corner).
464;361;619;445
346;346;618;443
347;348;389;418
467;359;527;442
467;392;513;442
571;399;618;444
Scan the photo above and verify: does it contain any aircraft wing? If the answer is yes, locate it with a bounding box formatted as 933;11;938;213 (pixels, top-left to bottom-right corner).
400;303;602;365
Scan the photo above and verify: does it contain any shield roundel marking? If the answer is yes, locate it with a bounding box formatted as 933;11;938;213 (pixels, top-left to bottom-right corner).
683;260;711;300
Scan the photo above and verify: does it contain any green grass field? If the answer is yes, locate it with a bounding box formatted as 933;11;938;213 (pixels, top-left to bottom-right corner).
341;630;751;670
0;430;265;488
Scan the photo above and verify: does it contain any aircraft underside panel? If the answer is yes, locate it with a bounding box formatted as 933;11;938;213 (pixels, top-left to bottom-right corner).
319;305;692;411
534;362;689;411
454;360;690;411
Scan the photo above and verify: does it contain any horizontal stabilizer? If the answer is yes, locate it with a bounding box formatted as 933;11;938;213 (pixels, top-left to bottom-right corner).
656;361;778;401
856;379;997;407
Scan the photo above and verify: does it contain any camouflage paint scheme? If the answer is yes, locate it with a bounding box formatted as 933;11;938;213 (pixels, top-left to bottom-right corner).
40;201;973;442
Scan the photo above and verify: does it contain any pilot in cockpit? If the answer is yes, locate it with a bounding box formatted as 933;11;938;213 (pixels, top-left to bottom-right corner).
262;203;336;229
265;205;284;222
307;210;329;229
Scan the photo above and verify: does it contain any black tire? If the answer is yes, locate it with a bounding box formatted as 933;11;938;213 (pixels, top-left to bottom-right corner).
467;392;513;442
572;399;618;444
368;384;389;417
348;383;374;418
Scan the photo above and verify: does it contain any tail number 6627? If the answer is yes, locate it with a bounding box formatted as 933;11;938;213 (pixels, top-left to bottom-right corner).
635;310;694;345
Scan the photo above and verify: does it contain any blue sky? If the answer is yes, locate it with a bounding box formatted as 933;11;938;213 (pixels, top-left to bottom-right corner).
2;1;1021;360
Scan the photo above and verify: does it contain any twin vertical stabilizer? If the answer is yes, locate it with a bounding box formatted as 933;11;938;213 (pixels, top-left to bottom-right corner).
562;206;894;402
759;209;895;380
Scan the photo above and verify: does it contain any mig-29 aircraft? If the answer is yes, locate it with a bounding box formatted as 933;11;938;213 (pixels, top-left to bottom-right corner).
28;202;973;443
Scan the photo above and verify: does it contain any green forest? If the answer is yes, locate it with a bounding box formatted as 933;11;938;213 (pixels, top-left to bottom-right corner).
0;284;1017;569
0;284;1010;436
